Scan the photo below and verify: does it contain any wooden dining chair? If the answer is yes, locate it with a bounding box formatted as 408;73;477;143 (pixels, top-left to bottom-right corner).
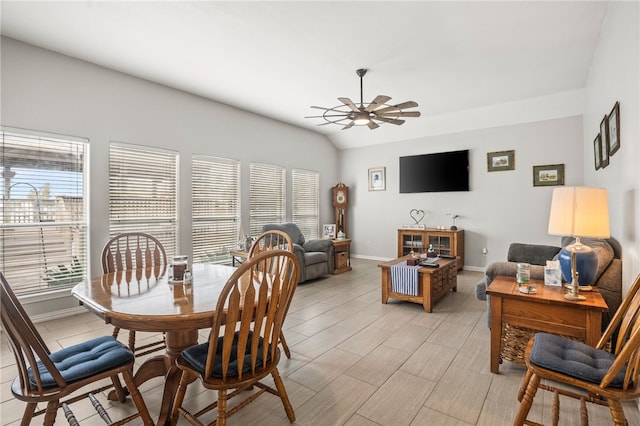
514;273;640;425
0;272;154;426
101;231;168;356
170;249;300;426
248;229;295;358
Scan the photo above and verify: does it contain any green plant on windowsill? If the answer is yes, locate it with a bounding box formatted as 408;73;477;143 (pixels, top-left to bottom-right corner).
44;256;84;286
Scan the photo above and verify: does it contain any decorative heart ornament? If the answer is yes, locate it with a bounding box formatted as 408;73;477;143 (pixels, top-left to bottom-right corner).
410;209;425;225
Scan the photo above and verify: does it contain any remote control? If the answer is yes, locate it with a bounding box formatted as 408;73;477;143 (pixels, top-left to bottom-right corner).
440;254;456;259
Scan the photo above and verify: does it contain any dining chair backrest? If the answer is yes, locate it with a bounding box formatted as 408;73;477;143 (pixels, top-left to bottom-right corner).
101;232;167;275
596;273;640;389
248;230;293;257
205;249;299;380
0;272;65;393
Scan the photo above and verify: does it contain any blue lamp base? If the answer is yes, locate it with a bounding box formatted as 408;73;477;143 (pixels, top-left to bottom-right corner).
558;242;598;288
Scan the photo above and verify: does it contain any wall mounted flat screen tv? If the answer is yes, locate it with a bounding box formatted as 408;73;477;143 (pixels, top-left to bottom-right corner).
399;149;470;193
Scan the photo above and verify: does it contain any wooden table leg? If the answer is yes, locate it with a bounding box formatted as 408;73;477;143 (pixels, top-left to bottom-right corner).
489;295;503;374
156;329;199;425
381;269;389;304
108;329;199;425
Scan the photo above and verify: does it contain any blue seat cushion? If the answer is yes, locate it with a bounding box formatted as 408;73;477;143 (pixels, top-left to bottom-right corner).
182;331;271;378
530;333;626;388
28;336;134;389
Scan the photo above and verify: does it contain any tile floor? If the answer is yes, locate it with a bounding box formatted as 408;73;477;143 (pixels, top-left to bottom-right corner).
2;258;639;425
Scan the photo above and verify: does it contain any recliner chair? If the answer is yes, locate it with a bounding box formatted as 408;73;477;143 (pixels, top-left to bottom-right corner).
261;223;334;283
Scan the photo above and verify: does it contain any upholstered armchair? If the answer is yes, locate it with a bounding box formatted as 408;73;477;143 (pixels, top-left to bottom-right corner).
261;223;334;283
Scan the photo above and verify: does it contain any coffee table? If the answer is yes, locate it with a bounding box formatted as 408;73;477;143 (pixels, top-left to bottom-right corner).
486;275;608;373
379;255;457;312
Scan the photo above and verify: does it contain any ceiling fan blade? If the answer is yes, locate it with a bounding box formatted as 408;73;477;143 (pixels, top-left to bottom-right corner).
367;121;380;130
376;111;421;118
338;97;360;112
374;101;419;114
374;116;405;125
342;121;355;130
310;106;331;110
365;95;392;112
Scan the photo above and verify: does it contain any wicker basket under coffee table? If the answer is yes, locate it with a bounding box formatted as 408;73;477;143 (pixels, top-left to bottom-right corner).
486;275;608;373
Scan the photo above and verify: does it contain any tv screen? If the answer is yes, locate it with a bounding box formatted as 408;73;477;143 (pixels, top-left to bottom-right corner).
399;150;470;193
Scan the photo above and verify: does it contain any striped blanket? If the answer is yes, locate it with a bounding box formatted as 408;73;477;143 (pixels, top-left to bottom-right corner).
390;261;421;296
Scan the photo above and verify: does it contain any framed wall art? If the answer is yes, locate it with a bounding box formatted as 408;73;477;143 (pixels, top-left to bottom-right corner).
599;115;609;168
487;150;515;172
608;101;620;156
593;134;602;170
368;167;386;191
533;164;565;187
322;224;336;239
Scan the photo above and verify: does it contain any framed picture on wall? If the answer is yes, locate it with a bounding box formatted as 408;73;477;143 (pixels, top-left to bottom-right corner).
368;167;386;191
486;150;515;172
594;134;602;170
533;164;565;187
600;115;610;168
608;101;620;156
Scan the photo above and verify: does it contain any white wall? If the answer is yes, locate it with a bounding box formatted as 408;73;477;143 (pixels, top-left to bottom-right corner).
1;37;339;316
583;0;640;293
340;116;584;269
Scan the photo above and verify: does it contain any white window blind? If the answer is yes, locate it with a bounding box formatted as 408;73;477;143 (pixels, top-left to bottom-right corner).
108;143;178;257
1;128;88;294
292;169;319;239
249;163;285;237
192;155;240;263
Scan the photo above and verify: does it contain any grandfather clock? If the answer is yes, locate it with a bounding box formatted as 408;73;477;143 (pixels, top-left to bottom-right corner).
332;183;349;237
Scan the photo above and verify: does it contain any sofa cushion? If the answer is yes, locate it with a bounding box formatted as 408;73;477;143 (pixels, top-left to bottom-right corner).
507;243;561;266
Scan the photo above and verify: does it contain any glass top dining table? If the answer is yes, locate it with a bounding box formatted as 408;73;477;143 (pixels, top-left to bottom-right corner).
72;262;238;425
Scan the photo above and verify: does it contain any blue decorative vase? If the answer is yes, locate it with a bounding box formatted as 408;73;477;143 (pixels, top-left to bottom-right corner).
558;246;598;286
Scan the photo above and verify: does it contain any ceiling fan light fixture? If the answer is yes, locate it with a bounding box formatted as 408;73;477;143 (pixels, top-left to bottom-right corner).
353;112;371;125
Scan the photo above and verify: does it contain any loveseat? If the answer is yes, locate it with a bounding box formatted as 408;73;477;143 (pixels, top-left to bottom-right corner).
261;223;334;283
475;237;623;330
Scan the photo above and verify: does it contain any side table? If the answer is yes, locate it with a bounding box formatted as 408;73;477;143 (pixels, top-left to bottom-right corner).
228;249;248;266
331;238;352;274
486;275;608;373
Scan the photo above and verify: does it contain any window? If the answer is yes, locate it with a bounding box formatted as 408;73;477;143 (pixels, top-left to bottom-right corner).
1;128;88;294
291;169;319;239
192;155;240;263
249;163;285;236
108;143;178;257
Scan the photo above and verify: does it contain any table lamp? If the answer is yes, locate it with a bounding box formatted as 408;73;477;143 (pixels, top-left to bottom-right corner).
547;187;610;301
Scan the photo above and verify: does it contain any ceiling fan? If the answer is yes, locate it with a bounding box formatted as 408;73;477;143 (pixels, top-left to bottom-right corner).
305;68;421;130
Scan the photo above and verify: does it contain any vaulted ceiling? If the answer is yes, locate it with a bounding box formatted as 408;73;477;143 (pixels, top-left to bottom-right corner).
1;1;608;149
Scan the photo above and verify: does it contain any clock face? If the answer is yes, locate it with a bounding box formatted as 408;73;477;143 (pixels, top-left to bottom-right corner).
336;190;346;204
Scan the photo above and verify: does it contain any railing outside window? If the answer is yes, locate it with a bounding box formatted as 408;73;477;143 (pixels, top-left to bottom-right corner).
1;128;88;294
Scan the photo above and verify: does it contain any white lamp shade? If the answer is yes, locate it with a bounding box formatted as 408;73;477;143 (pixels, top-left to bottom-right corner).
548;187;610;238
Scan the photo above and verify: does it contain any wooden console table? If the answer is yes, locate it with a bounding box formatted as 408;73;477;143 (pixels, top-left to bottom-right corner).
486;275;608;373
379;255;457;312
